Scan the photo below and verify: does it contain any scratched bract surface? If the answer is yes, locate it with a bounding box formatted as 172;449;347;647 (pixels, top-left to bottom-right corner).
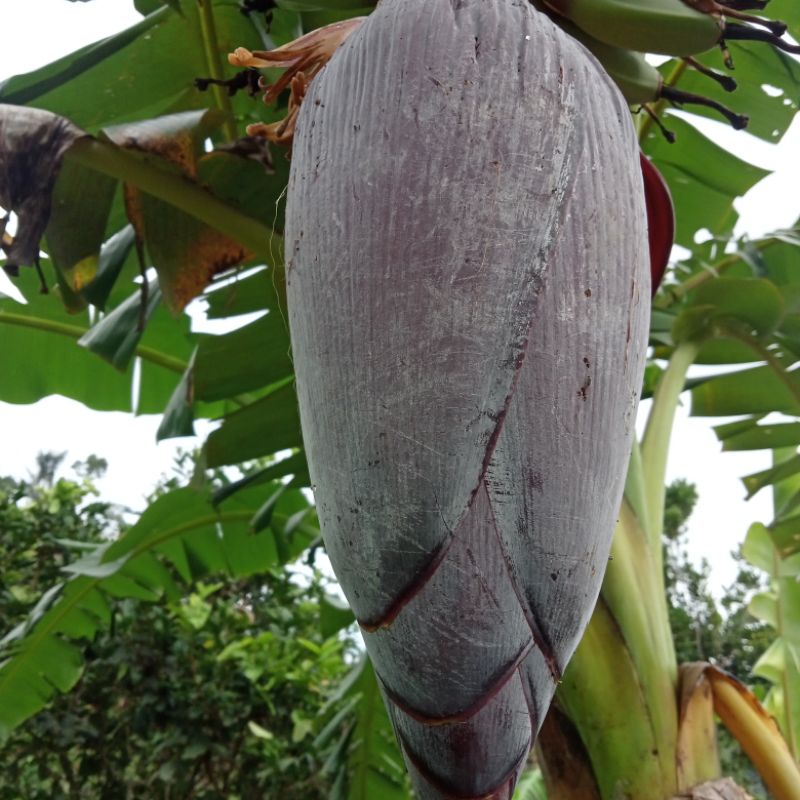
285;0;650;796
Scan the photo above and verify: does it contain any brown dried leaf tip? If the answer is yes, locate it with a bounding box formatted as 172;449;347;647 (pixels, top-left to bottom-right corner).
228;18;365;145
0;105;85;275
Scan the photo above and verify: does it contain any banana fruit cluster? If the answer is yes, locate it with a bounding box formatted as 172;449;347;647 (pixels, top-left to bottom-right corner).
535;0;799;131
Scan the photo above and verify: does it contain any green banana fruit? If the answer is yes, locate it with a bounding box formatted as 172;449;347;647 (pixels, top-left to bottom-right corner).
592;51;661;106
544;0;724;56
558;18;745;130
558;19;662;104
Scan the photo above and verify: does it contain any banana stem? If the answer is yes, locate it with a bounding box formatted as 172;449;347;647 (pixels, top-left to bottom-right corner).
602;502;679;766
556;598;676;800
641;342;700;555
196;0;239;142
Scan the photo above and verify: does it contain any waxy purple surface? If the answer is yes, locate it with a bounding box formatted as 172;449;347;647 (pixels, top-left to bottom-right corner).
285;1;650;796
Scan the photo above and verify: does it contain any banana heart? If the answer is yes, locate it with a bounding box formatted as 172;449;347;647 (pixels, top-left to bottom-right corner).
285;0;650;796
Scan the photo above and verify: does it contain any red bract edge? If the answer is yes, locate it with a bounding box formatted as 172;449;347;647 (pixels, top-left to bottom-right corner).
640;152;675;296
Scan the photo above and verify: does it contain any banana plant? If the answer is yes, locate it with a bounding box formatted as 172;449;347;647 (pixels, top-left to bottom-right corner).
1;1;800;798
741;451;800;759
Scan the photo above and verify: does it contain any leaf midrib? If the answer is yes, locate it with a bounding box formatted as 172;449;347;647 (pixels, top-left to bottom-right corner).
0;310;186;373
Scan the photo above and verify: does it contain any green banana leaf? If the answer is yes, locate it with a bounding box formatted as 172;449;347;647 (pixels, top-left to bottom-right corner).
643;116;769;248
716;421;800;452
0;1;266;132
194;307;293;402
0;267;188;412
742;453;800;760
320;656;409;800
0;479;316;740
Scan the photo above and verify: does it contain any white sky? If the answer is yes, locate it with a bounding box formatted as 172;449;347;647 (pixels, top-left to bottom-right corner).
1;0;797;592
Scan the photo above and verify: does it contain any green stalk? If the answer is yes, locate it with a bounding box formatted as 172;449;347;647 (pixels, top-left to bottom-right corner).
771;448;800;758
655;239;778;309
637;60;687;143
556;598;670;799
195;0;238;142
548;342;701;798
66;138;276;261
619;437;679;704
0;310;186;373
717;324;800;406
623;438;650;540
600;502;679;785
641;341;700;557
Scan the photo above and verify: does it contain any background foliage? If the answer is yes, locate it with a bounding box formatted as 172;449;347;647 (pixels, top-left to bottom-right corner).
0;455;362;800
2;0;800;798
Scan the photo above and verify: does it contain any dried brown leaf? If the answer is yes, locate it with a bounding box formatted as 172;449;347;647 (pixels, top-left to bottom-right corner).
0;105;86;273
103;111;249;312
677;662;721;788
672;777;753;800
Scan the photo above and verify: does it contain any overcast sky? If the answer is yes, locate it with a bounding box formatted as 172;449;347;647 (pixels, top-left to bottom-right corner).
2;0;798;593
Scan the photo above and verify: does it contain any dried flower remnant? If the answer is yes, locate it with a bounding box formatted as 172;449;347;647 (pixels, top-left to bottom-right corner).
228;18;365;144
